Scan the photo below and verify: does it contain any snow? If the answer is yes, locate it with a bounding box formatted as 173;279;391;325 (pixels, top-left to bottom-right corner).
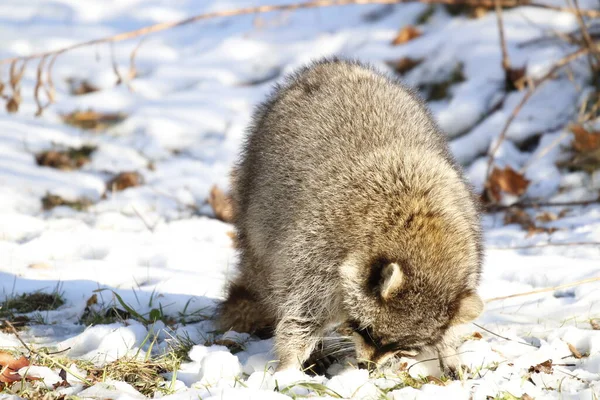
1;0;600;399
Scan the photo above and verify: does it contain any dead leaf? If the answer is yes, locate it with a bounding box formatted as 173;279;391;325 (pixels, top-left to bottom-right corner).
536;212;558;223
567;343;583;359
28;263;52;270
522;394;534;400
486;166;530;203
42;194;93;211
35;146;95;171
208;185;234;223
591;319;600;330
86;294;98;308
386;57;423;75
506;66;527;91
571;125;600;153
504;208;535;229
391;25;421;45
107;172;142;192
0;352;29;383
528;359;553;374
6;97;19;113
472;332;483;340
61;110;126;131
66;78;100;96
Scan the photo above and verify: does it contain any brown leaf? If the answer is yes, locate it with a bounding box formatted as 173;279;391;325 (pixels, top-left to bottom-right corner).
506;66;527;91
504;208;535;230
536;212;558;223
36;146;96;171
591;319;600;330
208;185;234;223
0;352;29;383
107;172;142;192
472;332;483;340
6;97;19;113
571;125;600;153
86;294;98;307
391;25;422;46
528;359;553;374
61;110;126;131
41;194;92;211
486;166;530;202
66;78;100;96
568;343;583;359
522;394;534;400
386;57;423;75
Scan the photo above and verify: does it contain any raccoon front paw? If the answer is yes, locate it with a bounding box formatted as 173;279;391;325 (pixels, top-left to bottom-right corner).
443;363;470;380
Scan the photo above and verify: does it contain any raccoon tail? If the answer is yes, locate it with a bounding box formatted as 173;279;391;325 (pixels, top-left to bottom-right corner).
217;282;274;339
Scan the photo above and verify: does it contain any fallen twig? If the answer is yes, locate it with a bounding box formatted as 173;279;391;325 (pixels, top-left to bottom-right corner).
485;276;600;302
4;320;93;386
472;323;538;347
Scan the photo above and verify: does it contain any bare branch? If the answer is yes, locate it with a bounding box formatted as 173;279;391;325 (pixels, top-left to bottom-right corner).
485;276;600;302
489;241;600;249
495;0;511;73
485;198;600;211
484;47;589;195
0;0;598;68
110;43;123;85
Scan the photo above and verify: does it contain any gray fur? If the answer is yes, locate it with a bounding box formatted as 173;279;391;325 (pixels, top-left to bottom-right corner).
218;59;484;373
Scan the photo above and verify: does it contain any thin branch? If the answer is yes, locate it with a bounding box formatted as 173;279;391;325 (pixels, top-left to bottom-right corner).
519;130;570;173
110;43;123;85
571;0;600;86
485;198;600;211
484;47;589;187
128;38;146;81
489;241;600;249
3;320;33;353
485;276;600;302
4;320;94;386
472;323;538;347
0;0;598;67
495;0;511;74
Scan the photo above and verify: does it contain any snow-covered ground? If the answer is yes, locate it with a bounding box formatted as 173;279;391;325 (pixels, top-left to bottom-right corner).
1;0;600;399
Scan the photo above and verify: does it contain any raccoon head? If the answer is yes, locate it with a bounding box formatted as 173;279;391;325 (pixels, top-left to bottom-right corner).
340;257;483;367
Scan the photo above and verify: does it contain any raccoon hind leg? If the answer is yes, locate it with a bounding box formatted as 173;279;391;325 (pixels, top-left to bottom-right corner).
217;282;274;338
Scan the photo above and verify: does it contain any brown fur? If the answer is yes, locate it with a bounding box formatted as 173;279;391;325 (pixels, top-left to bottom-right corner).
218;59;484;373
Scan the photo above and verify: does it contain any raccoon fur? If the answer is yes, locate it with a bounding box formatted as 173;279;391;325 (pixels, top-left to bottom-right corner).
218;59;484;374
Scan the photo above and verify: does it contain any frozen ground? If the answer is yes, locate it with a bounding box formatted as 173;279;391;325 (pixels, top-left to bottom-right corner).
1;0;600;399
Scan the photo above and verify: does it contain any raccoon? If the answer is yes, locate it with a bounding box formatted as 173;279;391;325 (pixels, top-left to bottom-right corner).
218;59;484;374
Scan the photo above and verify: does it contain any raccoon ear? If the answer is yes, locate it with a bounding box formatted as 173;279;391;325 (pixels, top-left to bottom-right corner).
380;263;404;300
451;292;484;325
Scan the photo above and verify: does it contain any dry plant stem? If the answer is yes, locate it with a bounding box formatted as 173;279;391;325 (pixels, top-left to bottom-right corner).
571;0;600;85
4;320;93;386
495;0;511;73
111;43;123;85
485;47;590;182
485;276;600;302
472;323;538;347
485;198;600;211
519;130;570;173
0;0;599;66
489;241;600;249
